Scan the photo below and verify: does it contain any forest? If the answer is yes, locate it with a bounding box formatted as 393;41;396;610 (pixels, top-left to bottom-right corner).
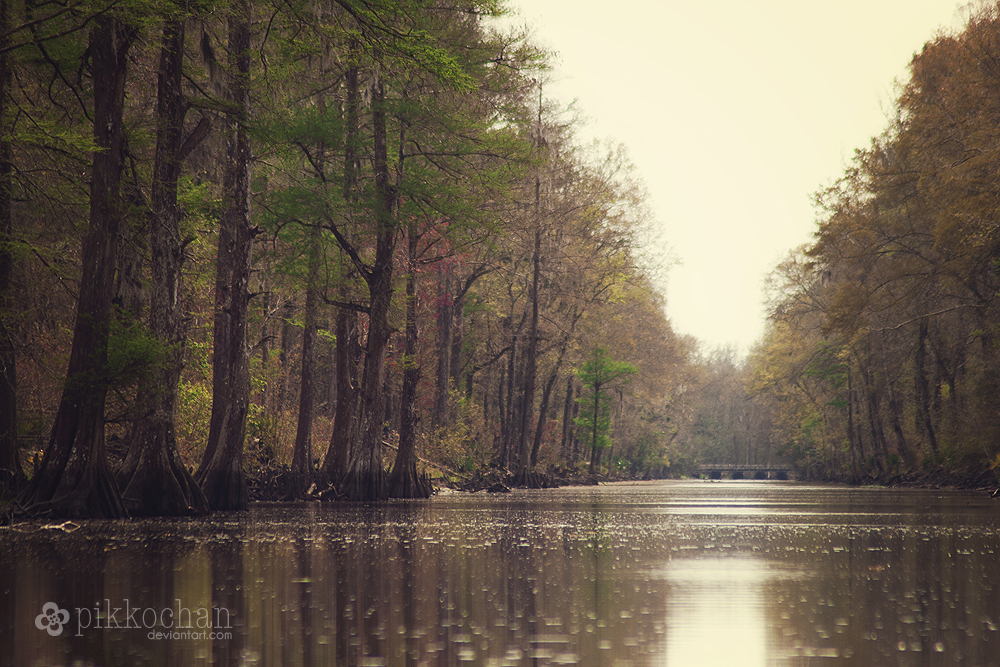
742;3;1000;489
0;0;705;518
2;1;1000;520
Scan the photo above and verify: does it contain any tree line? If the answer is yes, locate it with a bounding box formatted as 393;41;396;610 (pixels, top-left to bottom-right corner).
695;3;1000;487
0;0;697;518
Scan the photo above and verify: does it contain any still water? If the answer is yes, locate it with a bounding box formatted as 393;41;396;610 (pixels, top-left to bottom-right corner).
3;480;1000;666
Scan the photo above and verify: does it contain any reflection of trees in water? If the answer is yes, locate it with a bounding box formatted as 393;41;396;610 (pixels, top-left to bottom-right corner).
392;521;417;667
209;529;245;667
0;543;12;665
753;524;999;662
6;527;232;667
12;494;998;665
294;533;313;667
3;508;671;665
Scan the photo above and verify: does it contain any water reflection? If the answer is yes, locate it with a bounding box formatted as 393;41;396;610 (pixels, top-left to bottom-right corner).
2;482;1000;666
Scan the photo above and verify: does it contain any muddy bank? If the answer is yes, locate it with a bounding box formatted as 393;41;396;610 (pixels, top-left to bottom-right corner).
243;463;624;501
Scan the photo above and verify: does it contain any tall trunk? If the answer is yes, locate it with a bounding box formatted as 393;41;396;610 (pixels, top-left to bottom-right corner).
589;384;601;475
570;398;580;465
607;401;618;477
450;296;464;388
0;0;23;492
319;35;360;490
320;304;356;486
495;362;506;465
560;377;574;465
290;226;321;497
118;20;208;516
388;224;430;498
857;356;888;472
324;334;336;417
879;334;913;467
434;262;453;427
197;0;252;511
17;17;131;518
846;363;859;482
513;223;541;486
341;54;393;501
276;299;296;427
257;259;271;407
514;91;544;486
531;369;559;468
502;334;518;470
915;319;938;461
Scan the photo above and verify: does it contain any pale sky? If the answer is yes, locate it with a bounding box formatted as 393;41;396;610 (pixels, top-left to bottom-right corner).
510;0;968;355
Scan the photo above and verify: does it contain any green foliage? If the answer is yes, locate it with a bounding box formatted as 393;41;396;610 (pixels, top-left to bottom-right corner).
574;347;637;454
574;392;613;451
105;318;172;389
176;380;212;462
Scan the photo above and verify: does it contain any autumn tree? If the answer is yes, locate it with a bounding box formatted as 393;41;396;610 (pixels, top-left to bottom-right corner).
752;5;1000;483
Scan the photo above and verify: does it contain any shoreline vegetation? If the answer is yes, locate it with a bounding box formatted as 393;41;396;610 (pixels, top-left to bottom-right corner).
4;3;1000;519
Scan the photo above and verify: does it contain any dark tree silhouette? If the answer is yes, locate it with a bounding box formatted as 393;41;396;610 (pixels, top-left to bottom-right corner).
17;17;133;518
197;0;253;511
116;19;209;516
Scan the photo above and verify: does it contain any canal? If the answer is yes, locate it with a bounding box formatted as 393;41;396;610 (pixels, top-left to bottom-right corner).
3;480;999;666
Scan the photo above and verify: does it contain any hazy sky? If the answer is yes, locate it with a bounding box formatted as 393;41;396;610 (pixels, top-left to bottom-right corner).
509;0;967;355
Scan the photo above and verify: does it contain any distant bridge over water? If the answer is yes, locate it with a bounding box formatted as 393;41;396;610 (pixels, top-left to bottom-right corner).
697;463;791;480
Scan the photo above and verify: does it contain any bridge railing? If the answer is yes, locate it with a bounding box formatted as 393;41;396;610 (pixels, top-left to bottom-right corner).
696;463;791;480
696;464;789;472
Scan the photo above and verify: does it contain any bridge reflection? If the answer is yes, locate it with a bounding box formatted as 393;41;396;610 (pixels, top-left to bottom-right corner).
697;464;790;480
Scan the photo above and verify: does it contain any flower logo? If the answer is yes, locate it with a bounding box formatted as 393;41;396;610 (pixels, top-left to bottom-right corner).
35;602;70;637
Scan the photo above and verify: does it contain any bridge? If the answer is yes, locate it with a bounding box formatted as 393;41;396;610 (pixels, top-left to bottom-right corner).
697;463;791;480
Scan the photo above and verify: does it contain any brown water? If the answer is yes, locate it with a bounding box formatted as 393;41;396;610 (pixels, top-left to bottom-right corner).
2;480;1000;666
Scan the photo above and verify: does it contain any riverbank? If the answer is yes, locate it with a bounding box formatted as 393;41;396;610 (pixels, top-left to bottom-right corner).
243;461;999;501
801;465;1000;494
243;463;620;501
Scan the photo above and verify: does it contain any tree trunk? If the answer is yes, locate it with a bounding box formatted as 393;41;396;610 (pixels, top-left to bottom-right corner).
570;398;580;465
319;35;360;492
256;259;272;408
531;368;559;468
341;55;393;501
513;224;541;487
915;319;938;462
589;385;601;475
320;305;356;487
879;334;913;468
846;362;859;483
197;0;252;511
289;226;321;498
0;0;23;493
502;334;518;470
450;295;464;388
434;262;453;427
17;17;132;518
278;300;296;385
388;224;430;498
560;377;574;465
324;334;336;417
495;361;506;465
117;20;209;516
857;356;887;473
